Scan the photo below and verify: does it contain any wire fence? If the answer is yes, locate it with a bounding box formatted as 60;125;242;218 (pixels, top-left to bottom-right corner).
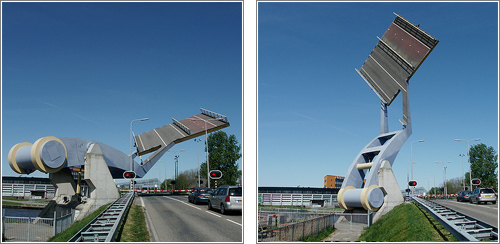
257;210;373;242
2;216;54;242
258;213;336;241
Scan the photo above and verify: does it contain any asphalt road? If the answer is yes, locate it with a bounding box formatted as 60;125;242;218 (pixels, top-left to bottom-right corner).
432;199;498;228
138;194;242;242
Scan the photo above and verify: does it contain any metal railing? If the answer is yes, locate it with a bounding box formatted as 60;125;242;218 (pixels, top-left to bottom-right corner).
69;192;134;242
413;196;498;241
2;216;54;242
201;108;228;123
54;208;75;235
258;213;335;241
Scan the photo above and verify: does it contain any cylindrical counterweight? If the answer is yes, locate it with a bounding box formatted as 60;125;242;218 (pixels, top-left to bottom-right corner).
337;185;384;211
8;136;67;174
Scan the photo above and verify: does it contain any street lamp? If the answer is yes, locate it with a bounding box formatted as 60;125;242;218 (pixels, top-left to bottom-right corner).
189;117;224;188
435;161;451;197
410;140;424;195
459;153;466;190
455;138;481;190
167;149;185;190
130;118;149;171
194;139;202;187
428;170;434;195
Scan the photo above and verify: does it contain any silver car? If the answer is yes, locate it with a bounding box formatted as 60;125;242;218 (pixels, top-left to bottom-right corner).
470;187;497;204
208;185;242;214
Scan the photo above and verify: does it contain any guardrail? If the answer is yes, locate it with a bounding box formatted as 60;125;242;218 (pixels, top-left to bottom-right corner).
412;196;498;241
68;192;134;242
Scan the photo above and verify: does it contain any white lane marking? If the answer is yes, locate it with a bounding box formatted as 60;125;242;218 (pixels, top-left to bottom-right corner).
169;124;185;136
154;129;167;146
205;211;222;218
226;218;242;226
162;195;243;225
140;197;160;242
164;196;201;210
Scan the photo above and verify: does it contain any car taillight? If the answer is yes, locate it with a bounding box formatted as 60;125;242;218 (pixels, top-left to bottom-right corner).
198;195;203;197
478;193;481;197
225;195;230;202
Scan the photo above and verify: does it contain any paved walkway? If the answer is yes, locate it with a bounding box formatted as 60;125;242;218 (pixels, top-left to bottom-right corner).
323;216;368;242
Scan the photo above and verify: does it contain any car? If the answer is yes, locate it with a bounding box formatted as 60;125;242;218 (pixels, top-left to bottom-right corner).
208;185;242;214
188;187;213;204
457;190;473;202
469;187;497;204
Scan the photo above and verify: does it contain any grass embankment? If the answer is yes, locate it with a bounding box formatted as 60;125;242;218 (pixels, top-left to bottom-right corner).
301;226;336;242
48;203;111;242
358;202;458;242
116;200;150;242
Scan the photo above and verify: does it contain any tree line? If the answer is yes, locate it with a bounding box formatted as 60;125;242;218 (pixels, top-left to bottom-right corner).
428;143;497;194
160;131;242;190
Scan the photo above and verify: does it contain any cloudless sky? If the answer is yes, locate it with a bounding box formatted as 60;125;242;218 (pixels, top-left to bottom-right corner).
1;2;242;184
258;2;498;191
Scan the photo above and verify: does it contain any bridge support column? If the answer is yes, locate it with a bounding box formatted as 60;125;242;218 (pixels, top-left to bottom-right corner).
76;143;119;220
373;160;404;223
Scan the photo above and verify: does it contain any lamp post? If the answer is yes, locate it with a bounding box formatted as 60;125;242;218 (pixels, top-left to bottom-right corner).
194;139;202;187
130;118;149;189
167;149;184;190
130;118;149;171
459;153;466;190
190;117;223;188
435;161;451;197
410;140;425;195
428;170;433;195
455;138;481;190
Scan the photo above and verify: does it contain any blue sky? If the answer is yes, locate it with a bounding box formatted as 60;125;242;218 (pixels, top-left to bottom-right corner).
258;2;498;191
2;2;242;183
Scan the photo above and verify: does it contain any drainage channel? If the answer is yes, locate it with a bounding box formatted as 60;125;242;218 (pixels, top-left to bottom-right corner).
69;192;134;242
413;196;497;241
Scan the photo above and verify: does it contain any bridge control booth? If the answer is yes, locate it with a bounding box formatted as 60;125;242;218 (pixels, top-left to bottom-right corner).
8;108;230;222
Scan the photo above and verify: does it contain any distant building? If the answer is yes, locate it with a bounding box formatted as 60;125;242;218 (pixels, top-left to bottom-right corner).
2;176;56;199
258;186;339;207
324;175;344;189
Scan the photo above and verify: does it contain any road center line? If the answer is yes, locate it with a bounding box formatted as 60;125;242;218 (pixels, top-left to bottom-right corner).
205;211;222;218
226;219;242;226
164;196;201;210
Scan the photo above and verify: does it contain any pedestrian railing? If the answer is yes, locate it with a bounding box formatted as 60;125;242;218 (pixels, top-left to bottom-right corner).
2;216;54;242
258;213;335;241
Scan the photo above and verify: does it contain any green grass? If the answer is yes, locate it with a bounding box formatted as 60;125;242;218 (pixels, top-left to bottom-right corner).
117;200;150;242
48;203;111;242
300;226;336;242
358;202;458;242
2;201;24;206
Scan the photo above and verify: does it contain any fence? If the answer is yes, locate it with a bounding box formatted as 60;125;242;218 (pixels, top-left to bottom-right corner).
54;208;75;235
258;214;336;241
2;216;54;242
258;211;373;242
2;207;77;242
